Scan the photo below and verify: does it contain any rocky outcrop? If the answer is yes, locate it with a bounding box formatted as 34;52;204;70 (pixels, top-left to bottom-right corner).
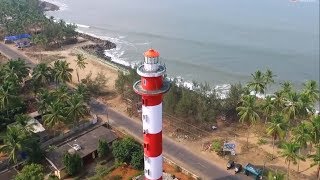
39;1;60;11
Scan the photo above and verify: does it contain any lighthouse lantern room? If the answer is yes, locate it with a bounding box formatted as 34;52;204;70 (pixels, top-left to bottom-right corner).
133;49;170;180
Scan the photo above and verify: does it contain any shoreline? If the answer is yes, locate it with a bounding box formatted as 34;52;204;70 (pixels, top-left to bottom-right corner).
39;1;60;11
41;0;320;112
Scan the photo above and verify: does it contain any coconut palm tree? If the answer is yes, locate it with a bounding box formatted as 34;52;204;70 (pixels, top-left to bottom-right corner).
280;141;304;180
65;94;88;126
43;101;66;130
3;59;30;83
236;95;260;146
264;69;276;94
247;70;266;95
292;122;310;172
32;63;52;87
273;91;285;112
283;91;301;121
54;84;70;103
75;54;87;83
0;125;28;163
75;83;90;102
303;80;319;103
52;60;73;84
298;93;314;118
267;114;287;155
14;114;31;126
36;89;55;115
280;81;293;98
262;96;275;123
308;145;320;180
0;84;18;111
306;115;320;148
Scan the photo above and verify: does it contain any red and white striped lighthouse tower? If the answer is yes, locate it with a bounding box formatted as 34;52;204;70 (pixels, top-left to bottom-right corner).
133;49;170;180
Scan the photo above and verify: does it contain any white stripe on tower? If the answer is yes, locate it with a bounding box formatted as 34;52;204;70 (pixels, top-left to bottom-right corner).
142;104;162;134
143;101;163;180
144;155;163;180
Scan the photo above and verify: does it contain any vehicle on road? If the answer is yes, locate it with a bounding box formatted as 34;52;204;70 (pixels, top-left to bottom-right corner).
234;164;242;174
226;160;234;170
243;163;263;180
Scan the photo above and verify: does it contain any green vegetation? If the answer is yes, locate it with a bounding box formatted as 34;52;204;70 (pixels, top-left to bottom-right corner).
0;58;91;168
267;170;285;180
97;139;110;158
211;139;223;153
81;72;108;96
0;0;77;49
116;68;319;178
115;70;242;123
112;137;143;170
0;124;41;163
308;145;320;179
75;54;87;83
280;141;305;179
63;152;83;176
14;163;44;180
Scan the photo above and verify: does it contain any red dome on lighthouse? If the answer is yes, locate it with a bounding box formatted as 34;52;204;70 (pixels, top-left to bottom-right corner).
144;49;160;58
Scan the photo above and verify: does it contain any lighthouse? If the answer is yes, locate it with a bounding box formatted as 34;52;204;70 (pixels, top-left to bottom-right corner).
133;49;170;180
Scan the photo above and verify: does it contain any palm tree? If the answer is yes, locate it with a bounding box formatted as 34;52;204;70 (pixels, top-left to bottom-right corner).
0;84;18;111
65;94;88;126
306;115;320;149
54;84;70;103
280;141;304;180
247;70;266;95
0;125;27;163
264;69;276;94
14;114;31;126
261;96;275;123
308;145;320;180
43;101;66;130
36;89;55;115
267;170;285;180
280;81;293;98
267;114;287;155
75;54;87;83
292;122;310;172
298;93;314;118
283;91;301;121
273;91;285;112
52;60;73;84
3;59;30;83
303;80;319;103
32;63;52;87
236;95;260;146
75;83;90;102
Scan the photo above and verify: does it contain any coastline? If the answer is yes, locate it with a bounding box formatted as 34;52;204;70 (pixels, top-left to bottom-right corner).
39;1;60;11
41;0;320;113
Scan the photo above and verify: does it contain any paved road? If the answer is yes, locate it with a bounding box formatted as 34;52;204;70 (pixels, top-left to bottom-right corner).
0;43;35;67
0;43;247;180
90;99;245;180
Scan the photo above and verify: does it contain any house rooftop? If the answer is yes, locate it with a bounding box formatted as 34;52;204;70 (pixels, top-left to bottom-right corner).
45;126;117;170
26;118;45;133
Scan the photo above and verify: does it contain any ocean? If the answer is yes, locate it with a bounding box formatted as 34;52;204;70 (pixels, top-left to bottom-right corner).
45;0;319;93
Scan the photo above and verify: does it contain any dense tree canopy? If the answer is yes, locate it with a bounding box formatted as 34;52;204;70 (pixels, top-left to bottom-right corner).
14;163;44;180
112;137;143;168
63;152;83;176
0;0;77;48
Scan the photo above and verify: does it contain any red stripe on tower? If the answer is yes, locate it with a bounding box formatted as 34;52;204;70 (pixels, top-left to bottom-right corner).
133;49;170;180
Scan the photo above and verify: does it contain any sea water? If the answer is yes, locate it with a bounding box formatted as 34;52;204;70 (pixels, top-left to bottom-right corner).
45;0;319;94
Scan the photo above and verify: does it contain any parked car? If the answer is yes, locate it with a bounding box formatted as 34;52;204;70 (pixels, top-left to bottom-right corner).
234;164;242;174
226;160;234;170
244;163;263;180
